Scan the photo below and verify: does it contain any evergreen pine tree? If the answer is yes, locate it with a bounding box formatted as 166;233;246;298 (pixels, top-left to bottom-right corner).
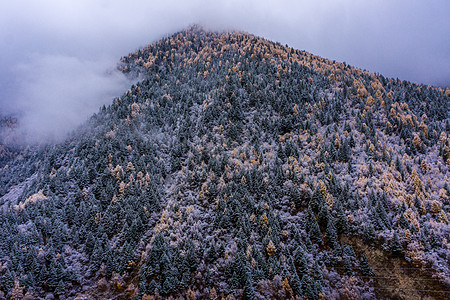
312;261;323;292
335;202;349;235
90;241;104;272
185;240;199;272
290;271;303;296
326;219;338;249
104;246;115;277
429;230;440;248
290;186;302;209
398;213;409;229
207;242;217;262
301;274;318;300
161;269;179;295
360;254;374;277
344;258;353;276
47;261;64;291
138;278;148;299
1;268;14;294
38;264;48;286
293;246;308;277
306;209;322;245
24;272;36;288
147;279;159;295
243;274;256;300
391;232;403;256
317;202;330;229
55;280;65;297
85;232;96;255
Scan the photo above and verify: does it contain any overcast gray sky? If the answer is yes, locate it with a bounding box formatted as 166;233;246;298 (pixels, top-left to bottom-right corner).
0;0;449;142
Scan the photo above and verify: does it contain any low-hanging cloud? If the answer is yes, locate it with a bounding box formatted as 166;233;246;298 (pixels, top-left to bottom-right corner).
0;0;449;143
11;54;132;143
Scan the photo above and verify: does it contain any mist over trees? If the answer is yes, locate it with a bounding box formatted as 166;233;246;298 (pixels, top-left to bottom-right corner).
0;26;449;299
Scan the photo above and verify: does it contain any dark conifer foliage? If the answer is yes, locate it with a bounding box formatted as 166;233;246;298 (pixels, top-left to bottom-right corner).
0;25;448;299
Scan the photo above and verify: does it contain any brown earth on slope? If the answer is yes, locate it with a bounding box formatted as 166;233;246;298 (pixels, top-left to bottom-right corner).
344;237;450;300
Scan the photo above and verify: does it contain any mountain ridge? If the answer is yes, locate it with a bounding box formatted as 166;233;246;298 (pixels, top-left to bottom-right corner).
0;25;449;299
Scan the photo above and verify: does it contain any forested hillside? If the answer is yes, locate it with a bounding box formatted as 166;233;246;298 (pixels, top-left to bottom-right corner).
0;25;449;299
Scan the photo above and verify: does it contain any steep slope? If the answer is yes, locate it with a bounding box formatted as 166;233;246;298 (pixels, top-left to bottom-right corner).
0;26;449;299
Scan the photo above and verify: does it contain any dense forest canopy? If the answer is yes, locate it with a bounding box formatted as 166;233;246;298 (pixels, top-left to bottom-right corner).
0;25;449;299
